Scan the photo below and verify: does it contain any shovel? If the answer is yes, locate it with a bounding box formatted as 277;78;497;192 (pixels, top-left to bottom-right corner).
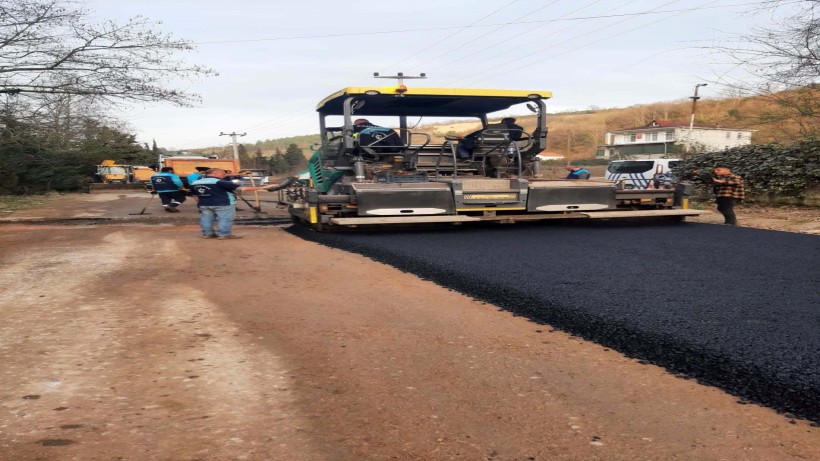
237;192;265;215
236;172;267;217
129;192;155;215
247;173;263;211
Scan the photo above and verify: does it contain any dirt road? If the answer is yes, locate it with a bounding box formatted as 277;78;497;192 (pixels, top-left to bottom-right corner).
0;194;818;460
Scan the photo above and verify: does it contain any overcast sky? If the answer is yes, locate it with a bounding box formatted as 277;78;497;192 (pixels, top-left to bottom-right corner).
84;0;798;150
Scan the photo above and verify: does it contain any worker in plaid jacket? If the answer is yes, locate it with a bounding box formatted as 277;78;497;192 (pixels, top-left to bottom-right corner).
711;167;745;226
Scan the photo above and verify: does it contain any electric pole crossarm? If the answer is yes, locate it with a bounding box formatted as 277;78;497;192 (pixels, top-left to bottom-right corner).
220;131;247;162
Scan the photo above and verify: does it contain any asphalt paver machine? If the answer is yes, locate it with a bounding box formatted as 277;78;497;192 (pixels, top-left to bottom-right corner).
282;84;702;230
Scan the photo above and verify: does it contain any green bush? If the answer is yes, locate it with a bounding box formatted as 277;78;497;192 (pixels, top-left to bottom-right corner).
675;139;820;198
0;148;94;193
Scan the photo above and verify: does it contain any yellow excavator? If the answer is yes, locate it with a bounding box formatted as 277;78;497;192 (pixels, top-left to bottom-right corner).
95;160;130;183
89;160;153;192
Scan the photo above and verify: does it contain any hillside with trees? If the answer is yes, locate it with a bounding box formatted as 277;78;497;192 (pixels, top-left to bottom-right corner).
194;88;817;166
541;87;818;159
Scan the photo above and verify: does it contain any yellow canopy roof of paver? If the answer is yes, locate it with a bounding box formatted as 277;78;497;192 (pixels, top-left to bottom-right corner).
316;87;552;117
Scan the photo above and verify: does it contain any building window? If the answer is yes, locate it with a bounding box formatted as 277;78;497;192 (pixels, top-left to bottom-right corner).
737;132;743;140
630;133;637;142
726;132;731;139
650;132;658;141
665;130;675;141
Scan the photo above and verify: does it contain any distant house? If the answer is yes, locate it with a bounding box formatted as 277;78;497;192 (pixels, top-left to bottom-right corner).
596;120;754;159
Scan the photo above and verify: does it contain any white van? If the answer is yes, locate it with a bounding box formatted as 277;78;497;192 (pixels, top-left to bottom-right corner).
605;158;681;189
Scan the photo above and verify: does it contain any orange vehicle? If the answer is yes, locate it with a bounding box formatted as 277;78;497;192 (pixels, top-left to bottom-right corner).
131;166;155;183
158;154;240;184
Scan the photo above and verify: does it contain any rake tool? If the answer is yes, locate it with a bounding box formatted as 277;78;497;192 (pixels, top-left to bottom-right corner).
129;192;156;215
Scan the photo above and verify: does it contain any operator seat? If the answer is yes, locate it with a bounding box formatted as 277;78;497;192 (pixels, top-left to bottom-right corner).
470;125;523;177
355;125;404;160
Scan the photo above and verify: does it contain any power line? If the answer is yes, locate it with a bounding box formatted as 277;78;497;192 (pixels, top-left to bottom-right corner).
383;0;521;71
241;108;314;133
190;1;781;46
431;0;609;80
173;108;317;149
512;0;717;76
172;135;224;150
171;111;318;151
247;112;318;141
407;0;564;73
451;0;690;87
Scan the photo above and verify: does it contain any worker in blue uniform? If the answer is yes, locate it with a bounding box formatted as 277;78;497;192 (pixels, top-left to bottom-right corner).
190;168;277;239
150;167;187;212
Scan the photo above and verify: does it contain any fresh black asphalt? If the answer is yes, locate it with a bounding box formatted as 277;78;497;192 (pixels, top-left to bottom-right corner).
289;221;820;422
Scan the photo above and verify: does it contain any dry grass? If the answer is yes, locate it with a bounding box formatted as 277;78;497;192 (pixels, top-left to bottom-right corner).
191;89;817;161
0;195;47;212
411;88;818;159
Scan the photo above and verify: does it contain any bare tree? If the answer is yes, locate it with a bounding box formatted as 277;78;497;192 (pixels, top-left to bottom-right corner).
711;1;819;138
0;0;215;106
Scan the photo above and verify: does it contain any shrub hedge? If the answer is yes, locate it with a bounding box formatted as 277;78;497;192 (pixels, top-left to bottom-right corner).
675;139;820;199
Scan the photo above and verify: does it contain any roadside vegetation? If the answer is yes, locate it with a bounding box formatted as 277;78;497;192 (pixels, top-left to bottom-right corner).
0;0;213;194
678;139;820;202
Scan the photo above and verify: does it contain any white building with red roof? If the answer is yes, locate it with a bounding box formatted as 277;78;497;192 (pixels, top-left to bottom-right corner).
597;120;754;159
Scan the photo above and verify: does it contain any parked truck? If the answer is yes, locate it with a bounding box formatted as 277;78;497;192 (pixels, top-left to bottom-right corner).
157;154;240;186
131;166;155;184
278;84;704;230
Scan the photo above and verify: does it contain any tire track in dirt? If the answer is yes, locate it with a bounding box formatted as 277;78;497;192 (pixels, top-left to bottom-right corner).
0;229;320;460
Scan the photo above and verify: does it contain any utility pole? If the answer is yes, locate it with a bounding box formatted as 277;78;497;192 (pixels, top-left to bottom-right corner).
686;83;707;160
219;131;246;162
